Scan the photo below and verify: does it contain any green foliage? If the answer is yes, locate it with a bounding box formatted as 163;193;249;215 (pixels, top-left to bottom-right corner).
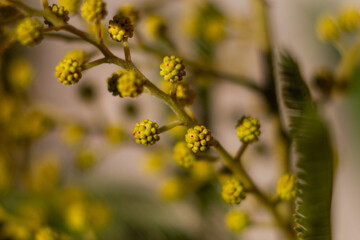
279;52;334;240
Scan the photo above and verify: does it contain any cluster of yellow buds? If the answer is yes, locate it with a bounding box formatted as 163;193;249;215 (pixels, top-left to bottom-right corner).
55;57;82;85
160;56;186;83
132;119;160;146
15;18;44;47
117;71;144;98
236;116;261;144
185;125;213;153
81;0;107;23
44;4;70;26
108;14;134;42
221;178;246;205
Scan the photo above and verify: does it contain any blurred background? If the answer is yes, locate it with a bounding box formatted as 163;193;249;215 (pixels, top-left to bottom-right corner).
0;0;359;239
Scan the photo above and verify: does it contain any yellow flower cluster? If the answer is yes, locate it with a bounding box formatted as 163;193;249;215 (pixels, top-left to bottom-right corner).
108;15;134;42
45;4;70;26
117;71;144;97
132;119;160;146
236;116;261;144
81;0;107;23
185;125;213;153
55;57;82;85
160;56;186;83
221;178;246;205
15;18;44;46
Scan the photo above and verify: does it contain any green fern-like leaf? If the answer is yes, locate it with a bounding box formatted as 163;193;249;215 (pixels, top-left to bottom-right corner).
279;52;334;240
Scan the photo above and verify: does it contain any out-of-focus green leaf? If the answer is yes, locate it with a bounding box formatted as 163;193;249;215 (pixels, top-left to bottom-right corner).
279;52;334;240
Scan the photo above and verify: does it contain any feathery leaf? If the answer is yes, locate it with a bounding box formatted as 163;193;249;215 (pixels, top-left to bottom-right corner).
279;52;334;240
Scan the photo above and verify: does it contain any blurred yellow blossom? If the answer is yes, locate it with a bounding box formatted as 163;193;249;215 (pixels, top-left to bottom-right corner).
105;124;126;144
145;15;167;39
316;14;339;42
87;202;110;230
65;201;110;232
225;210;249;233
159;177;187;201
61;123;85;145
10;110;52;140
173;142;195;168
277;174;297;201
3;221;31;240
190;161;214;182
66;202;87;231
143;150;165;173
186;2;225;43
338;7;360;32
8;58;33;91
0;97;18;124
75;150;96;171
35;227;59;240
29;155;60;192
